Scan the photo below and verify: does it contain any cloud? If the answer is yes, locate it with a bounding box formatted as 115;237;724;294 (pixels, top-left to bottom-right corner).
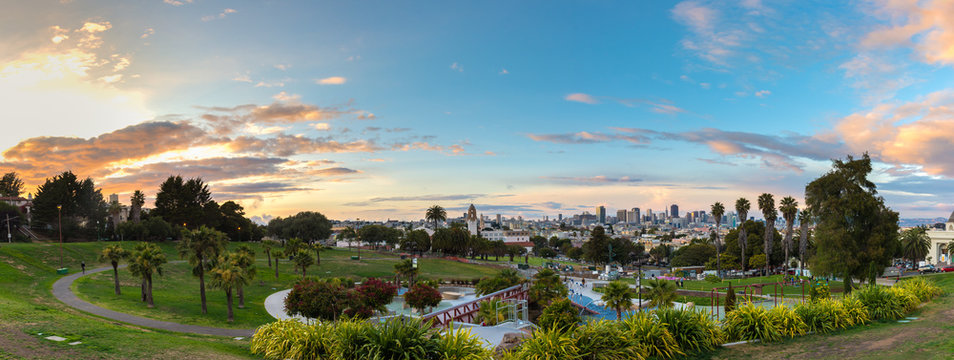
163;0;193;5
672;1;743;66
202;8;237;22
755;90;771;97
228;134;382;157
344;194;486;206
499;68;509;75
450;62;463;72
542;176;644;185
565;93;599;104
860;0;954;66
317;76;347;85
198;95;365;135
527;129;654;145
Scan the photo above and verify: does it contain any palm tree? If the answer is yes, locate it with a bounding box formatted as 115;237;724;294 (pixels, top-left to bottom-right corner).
711;202;725;278
130;190;145;223
735;198;751;274
178;225;228;314
900;227;930;265
272;250;283;280
338;226;357;254
294;249;314;279
601;280;633;320
311;242;325;265
644;279;677;309
394;259;418;286
208;253;249;323
798;209;811;275
98;244;129;295
262;240;274;268
758;193;776;276
425;205;447;229
129;243;167;308
779;196;798;269
235;244;256;309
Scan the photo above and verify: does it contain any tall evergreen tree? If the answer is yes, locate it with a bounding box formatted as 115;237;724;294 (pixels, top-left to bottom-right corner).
779;196;799;268
735;198;751;273
711;202;725;278
758;193;776;275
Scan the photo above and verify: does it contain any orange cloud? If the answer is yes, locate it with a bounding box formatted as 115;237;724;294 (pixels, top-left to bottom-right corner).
861;0;954;65
317;76;347;85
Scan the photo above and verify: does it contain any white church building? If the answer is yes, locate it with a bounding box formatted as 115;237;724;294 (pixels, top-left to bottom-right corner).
926;211;954;265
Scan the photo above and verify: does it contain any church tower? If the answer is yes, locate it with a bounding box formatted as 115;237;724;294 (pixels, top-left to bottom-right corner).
466;204;479;236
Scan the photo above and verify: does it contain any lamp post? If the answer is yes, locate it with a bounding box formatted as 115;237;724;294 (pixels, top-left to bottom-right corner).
637;260;643;312
237;226;241;242
57;205;63;269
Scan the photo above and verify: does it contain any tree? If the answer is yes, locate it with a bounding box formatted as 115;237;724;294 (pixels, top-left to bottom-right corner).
294;249;314;279
528;269;567;307
178;225;228;314
108;201;123;233
394;259;418;286
405;283;442;314
130;190;145;223
735;198;751;273
600;281;633;320
208;252;250;322
358;224;401;250
32;171;107;239
779;196;799;269
262;240;275;268
900;227;930;265
798;209;811;275
670;243;716;267
644;279;677;309
758;193;776;275
476;300;506;326
267;212;332;242
565;247;583;261
425;205;447;229
582;226;614;265
748;254;766;270
354;278;397;315
537;299;581;332
234;244;256;309
711;202;725;278
400;229;431;255
475;269;523;296
311;243;326;265
154;176;213;229
806;154;900;285
0;172;24;197
649;244;671;264
284;278;351;321
99;244;130;295
129;243;167;308
272;250;283;280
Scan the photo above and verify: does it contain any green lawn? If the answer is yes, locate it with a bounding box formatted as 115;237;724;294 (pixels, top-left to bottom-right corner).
0;242;254;359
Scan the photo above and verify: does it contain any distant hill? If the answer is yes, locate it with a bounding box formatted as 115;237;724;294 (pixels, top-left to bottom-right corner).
899;217;947;228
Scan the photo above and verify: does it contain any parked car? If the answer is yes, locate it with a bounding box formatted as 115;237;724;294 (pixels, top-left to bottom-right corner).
941;266;954;273
919;265;937;274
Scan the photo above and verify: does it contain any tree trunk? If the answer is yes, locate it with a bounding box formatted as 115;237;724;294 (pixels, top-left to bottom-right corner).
266;251;272;268
302;266;306;279
226;289;234;323
740;229;747;274
316;250;321;265
275;258;279;279
198;256;208;314
509;253;514;262
238;284;245;309
113;264;121;295
141;278;147;302
146;275;155;308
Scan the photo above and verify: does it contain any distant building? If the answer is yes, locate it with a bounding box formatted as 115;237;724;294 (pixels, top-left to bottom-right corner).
670;204;679;218
596;206;606;224
631;208;640;224
616;209;627;224
927;211;954;265
466;204;479;236
482;229;531;243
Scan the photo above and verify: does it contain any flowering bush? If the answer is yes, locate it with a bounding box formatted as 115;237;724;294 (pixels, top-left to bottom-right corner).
355;277;398;313
284;279;351;321
405;283;442;314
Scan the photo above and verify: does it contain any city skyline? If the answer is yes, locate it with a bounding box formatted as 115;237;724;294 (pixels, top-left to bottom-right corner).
3;1;954;222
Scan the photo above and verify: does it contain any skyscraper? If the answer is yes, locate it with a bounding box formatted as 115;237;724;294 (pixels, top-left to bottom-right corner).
596;206;606;224
670;204;679;218
632;208;641;224
616;209;627;224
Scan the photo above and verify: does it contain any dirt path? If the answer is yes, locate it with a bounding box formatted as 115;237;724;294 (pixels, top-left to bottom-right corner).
710;295;954;360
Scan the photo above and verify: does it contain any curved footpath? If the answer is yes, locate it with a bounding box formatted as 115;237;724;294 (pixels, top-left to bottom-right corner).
52;263;255;337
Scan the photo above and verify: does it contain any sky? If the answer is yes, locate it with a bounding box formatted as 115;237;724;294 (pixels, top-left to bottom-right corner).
2;0;954;223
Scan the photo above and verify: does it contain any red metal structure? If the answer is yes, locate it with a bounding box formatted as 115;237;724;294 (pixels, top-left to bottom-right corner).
422;283;529;327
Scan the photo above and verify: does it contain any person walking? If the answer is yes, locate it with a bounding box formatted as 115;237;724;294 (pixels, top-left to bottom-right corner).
81;261;86;274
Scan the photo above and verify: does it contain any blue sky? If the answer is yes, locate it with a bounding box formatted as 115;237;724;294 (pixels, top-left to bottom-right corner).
2;0;954;222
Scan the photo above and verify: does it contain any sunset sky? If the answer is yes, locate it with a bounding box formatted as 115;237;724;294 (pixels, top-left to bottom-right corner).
3;0;954;222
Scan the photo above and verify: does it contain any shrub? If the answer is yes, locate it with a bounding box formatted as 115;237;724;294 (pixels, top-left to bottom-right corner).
854;285;905;320
538;299;581;332
360;317;440;359
404;283;442;314
251;319;335;360
724;284;737;312
655;308;723;354
840;296;870;326
355;278;398;314
887;287;920;314
284;279;352;321
809;284;830;302
705;274;721;283
767;306;806;338
722;302;780;342
895;277;942;302
574;320;648;360
436;327;493;360
620;311;681;359
795;298;854;334
508;326;580;360
332;319;372;359
476;300;506;326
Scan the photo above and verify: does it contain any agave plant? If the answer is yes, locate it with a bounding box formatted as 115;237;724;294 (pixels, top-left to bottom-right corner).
620;311;682;359
655;308;723;354
436;327;493;360
574;320;647;360
722;302;781;342
767;306;806;338
895;277;942;302
508;326;580;360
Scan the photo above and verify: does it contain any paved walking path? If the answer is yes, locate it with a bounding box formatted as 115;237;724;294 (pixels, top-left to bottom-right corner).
52;263;255;337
